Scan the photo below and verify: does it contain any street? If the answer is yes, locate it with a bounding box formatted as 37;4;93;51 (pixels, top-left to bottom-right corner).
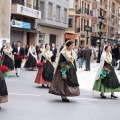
0;61;120;120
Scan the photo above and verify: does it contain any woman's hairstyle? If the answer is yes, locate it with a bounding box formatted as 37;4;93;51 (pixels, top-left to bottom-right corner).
104;45;110;51
66;40;74;47
45;43;49;48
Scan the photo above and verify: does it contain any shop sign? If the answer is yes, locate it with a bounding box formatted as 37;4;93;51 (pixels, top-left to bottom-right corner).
17;4;41;19
64;34;76;39
11;20;31;29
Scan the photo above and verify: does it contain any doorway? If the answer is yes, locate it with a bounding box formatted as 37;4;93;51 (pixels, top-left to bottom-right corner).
27;32;30;46
49;34;56;47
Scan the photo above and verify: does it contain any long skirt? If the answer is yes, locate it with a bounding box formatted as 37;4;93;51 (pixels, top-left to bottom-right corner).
24;54;37;68
49;69;80;97
93;62;120;93
34;66;51;85
3;55;14;70
0;70;8;103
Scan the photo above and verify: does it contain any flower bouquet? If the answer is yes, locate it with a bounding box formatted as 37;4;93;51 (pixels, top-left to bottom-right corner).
37;62;43;67
60;62;70;80
101;67;111;78
25;56;29;59
37;56;40;59
0;65;8;75
1;56;5;61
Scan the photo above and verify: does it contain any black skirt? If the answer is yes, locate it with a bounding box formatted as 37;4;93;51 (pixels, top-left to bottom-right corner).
0;70;8;97
3;55;14;70
42;60;54;82
102;62;120;89
24;53;37;68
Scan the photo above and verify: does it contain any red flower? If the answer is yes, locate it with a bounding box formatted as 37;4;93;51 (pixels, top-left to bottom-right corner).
1;56;5;60
37;56;39;59
0;65;8;72
37;62;43;67
104;67;110;71
25;56;29;59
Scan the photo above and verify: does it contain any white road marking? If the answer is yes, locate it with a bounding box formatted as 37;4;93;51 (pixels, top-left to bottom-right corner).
9;93;41;97
9;93;114;102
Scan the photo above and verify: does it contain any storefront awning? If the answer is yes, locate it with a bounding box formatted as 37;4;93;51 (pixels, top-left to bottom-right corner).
11;27;40;33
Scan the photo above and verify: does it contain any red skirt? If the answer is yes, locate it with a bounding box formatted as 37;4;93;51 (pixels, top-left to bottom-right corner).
34;66;51;85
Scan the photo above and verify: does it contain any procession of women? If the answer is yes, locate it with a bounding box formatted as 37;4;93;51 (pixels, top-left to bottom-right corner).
0;40;120;109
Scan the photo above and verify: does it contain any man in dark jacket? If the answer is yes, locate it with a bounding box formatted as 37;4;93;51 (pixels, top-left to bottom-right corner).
51;43;57;63
12;41;24;77
83;45;92;71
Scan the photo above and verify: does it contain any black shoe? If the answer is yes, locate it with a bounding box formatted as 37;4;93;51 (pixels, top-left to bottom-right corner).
100;94;106;99
47;85;50;88
16;73;18;76
42;84;45;87
62;98;70;102
111;95;118;99
17;75;19;77
65;99;70;102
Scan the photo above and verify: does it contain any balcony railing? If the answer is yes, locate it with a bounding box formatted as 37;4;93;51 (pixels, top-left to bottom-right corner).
12;0;24;5
76;8;93;16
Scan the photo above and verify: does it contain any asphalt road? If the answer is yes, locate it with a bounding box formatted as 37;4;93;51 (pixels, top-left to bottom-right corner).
0;61;120;120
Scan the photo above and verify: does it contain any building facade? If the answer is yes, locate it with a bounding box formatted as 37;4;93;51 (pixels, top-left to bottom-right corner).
66;0;93;47
11;0;41;47
0;0;11;48
92;0;120;46
38;0;69;51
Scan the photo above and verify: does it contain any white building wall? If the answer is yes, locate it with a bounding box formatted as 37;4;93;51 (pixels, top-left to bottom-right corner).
39;26;64;55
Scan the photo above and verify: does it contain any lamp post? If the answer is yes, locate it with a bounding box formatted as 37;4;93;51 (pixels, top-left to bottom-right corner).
97;9;104;63
85;21;91;45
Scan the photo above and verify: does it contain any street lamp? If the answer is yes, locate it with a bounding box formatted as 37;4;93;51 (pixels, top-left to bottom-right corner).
97;9;104;63
85;21;91;45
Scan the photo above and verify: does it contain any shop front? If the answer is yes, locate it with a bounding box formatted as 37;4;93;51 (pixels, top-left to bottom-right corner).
64;33;76;44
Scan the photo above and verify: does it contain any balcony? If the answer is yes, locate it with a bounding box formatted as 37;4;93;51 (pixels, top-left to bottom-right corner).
12;0;24;5
11;4;41;19
100;2;107;10
76;8;92;16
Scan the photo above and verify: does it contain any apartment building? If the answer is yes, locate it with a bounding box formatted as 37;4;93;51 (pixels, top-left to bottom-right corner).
11;0;41;47
92;0;120;46
65;0;93;47
38;0;69;50
0;0;11;48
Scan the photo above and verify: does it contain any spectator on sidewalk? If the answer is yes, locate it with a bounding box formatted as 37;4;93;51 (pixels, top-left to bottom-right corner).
78;47;84;68
51;43;57;63
83;45;92;71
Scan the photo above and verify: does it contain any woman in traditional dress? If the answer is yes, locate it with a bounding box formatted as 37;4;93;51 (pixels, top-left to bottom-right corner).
35;44;54;88
93;45;120;99
24;44;37;70
2;43;14;71
49;40;80;102
39;44;45;61
0;69;8;109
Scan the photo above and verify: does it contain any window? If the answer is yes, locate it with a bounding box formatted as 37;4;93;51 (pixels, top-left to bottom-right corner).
48;3;52;19
92;25;95;32
68;17;73;27
64;9;67;23
81;19;83;31
56;6;60;21
40;2;44;18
